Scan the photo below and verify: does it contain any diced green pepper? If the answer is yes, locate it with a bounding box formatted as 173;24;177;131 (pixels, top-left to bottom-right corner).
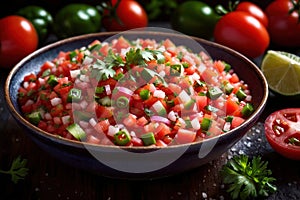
28;111;42;125
201;117;212;131
98;96;112;106
236;88;247;101
223;62;231;72
241;103;254;117
114;130;131;146
95;86;104;94
207;86;223;100
41;69;51;77
141;132;156;146
223;82;234;95
205;105;218;113
67;88;82;102
66;123;86;140
47;75;58;87
225;115;234;123
140;89;150;100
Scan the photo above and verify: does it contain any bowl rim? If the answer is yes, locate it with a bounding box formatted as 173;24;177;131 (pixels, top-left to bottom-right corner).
4;31;269;150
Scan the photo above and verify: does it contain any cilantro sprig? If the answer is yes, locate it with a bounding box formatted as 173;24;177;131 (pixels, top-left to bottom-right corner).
0;156;29;184
221;155;277;200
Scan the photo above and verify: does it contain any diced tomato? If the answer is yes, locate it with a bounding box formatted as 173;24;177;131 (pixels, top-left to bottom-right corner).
231;116;245;129
195;95;208;111
226;98;240;115
94;119;110;134
23;73;37;82
175;128;196;144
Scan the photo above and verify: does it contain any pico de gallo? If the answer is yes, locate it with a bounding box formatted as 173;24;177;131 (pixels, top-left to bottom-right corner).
17;36;254;147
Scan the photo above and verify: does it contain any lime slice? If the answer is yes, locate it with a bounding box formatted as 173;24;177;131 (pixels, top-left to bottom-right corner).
261;50;300;96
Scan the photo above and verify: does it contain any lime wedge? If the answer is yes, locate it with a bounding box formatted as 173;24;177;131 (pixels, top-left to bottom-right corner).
261;50;300;96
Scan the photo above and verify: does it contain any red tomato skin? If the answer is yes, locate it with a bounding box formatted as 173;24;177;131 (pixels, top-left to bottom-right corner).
236;2;268;28
265;0;300;47
103;0;148;31
264;108;300;160
0;15;38;69
214;11;270;59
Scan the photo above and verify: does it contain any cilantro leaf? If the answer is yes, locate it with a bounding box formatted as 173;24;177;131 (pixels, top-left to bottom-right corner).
221;155;277;200
0;156;29;184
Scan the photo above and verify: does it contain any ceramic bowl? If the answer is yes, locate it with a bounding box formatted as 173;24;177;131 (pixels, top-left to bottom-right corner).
5;30;268;179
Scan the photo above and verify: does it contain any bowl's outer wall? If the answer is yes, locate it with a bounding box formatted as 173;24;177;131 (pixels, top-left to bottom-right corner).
6;32;267;179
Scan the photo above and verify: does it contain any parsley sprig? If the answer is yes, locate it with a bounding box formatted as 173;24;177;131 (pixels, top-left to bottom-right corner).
221;155;277;200
0;156;29;184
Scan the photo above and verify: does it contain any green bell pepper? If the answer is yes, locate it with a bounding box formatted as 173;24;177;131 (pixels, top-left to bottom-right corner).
53;4;102;39
171;1;220;40
16;5;53;43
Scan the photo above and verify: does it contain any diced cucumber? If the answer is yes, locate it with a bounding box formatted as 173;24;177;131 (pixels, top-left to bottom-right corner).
66;123;86;140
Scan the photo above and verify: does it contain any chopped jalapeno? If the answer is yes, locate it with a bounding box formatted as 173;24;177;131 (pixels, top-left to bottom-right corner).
28;111;42;125
201;118;212;131
67;88;82;103
207;86;223;100
241;103;254;117
114;130;131;146
47;74;58;87
41;69;51;77
225;115;234;123
141;132;156;146
236;88;247;101
116;96;129;108
95;86;104;94
139;89;150;100
223;82;234;94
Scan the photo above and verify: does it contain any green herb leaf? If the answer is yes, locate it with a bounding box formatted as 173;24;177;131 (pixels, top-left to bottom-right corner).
221;155;277;200
0;156;29;184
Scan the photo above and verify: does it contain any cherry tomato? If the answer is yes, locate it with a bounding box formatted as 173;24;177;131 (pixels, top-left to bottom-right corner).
213;11;270;59
265;0;300;47
0;15;38;69
264;108;300;160
102;0;148;31
235;1;268;28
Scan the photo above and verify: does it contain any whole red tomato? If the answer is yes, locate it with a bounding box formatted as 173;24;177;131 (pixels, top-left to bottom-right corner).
0;15;38;69
235;1;268;28
102;0;148;31
264;108;300;160
265;0;300;47
214;11;270;59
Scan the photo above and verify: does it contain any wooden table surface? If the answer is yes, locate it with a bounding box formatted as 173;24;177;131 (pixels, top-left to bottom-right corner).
1;26;300;200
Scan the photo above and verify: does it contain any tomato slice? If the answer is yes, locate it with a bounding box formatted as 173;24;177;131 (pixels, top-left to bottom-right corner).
264;108;300;160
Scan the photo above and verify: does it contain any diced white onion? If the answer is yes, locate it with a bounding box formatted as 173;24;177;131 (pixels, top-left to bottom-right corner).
38;78;46;85
24;99;34;106
116;86;133;96
89;118;97;127
44;113;52;120
153;90;165;99
107;125;120;137
82;56;93;65
105;85;111;95
70;69;81;79
168;111;177;122
178;90;191;104
50;97;62;106
191;118;201;130
61;115;71;125
23;81;29;89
